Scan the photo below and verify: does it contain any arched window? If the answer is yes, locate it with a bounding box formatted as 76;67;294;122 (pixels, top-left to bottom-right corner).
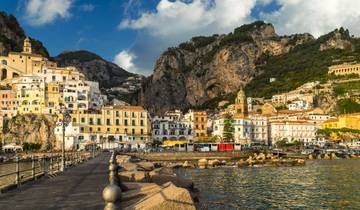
1;60;7;65
1;68;7;80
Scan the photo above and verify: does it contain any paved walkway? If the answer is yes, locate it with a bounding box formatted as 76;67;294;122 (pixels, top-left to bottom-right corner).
0;152;110;210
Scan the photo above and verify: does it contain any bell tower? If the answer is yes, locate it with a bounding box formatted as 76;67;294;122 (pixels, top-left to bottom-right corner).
23;37;32;54
234;87;247;116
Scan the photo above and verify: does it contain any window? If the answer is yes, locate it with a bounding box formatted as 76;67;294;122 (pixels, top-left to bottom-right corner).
116;119;119;125
52;76;56;81
132;129;135;135
81;118;85;123
97;118;101;125
106;119;110;125
125;128;128;134
124;119;128;126
141;129;144;135
132;120;135;126
140;120;144;126
89;118;93;125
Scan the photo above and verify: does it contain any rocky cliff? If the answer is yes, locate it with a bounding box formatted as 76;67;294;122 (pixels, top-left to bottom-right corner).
54;51;144;102
0;12;49;57
140;21;314;114
1;114;57;150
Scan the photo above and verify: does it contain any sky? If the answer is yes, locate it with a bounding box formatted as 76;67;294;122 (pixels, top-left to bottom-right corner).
1;0;360;76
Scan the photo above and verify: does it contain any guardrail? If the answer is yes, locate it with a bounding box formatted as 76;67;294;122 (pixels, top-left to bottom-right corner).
103;150;122;210
0;151;100;193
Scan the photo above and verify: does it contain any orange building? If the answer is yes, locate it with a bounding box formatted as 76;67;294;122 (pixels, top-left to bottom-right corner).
185;110;207;141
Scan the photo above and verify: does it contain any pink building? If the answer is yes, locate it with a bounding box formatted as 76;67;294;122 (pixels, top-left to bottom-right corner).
0;89;18;118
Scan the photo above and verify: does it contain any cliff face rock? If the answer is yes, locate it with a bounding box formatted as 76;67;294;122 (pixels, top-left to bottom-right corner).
140;21;314;114
0;12;49;57
54;51;144;102
319;28;353;51
1;114;57;150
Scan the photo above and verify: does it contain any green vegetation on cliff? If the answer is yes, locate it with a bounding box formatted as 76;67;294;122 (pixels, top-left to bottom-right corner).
245;28;359;98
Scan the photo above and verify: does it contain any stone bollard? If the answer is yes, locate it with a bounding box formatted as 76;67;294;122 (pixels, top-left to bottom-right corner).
103;151;122;210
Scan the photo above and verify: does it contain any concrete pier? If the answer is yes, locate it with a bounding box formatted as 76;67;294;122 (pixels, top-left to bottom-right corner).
0;153;110;210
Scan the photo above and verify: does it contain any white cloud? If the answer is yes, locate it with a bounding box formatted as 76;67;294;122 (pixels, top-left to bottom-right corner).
113;50;141;74
261;0;360;37
119;0;256;38
118;0;257;75
25;0;73;26
80;4;95;12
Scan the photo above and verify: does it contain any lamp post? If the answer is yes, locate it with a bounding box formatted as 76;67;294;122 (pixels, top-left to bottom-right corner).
60;106;71;171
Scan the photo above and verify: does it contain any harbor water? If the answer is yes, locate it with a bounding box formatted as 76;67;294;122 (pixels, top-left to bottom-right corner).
176;159;360;209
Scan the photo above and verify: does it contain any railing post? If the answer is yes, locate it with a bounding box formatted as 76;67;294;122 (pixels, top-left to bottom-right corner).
42;155;46;175
31;155;35;179
49;154;53;174
15;155;20;187
57;155;60;171
103;151;121;210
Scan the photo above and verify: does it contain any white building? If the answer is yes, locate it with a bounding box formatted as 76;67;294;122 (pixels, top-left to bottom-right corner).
54;122;80;150
212;114;269;145
152;116;192;143
85;81;107;109
288;100;312;110
270;120;317;145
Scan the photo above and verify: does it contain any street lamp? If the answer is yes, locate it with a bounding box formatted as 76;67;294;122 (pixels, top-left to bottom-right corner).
60;106;71;171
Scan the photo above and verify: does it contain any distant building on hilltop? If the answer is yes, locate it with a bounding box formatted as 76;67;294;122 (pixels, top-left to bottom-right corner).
328;63;360;76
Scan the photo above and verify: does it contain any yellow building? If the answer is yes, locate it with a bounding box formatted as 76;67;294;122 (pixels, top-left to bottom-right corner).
328;63;360;76
68;106;151;145
11;75;46;114
322;113;360;130
45;82;62;115
0;37;56;82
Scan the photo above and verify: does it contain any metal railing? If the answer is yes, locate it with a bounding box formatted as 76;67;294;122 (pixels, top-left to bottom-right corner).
0;151;99;193
103;150;122;210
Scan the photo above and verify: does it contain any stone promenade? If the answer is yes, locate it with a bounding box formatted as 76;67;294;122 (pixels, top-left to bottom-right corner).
0;152;110;210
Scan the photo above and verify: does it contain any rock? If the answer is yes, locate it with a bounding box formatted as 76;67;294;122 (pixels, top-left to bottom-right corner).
150;174;194;190
128;182;196;210
182;161;195;168
237;159;248;167
307;154;313;160
137;161;155;171
149;167;175;178
208;159;220;167
316;154;322;159
167;162;184;169
116;155;131;164
119;171;148;182
139;21;315;114
296;159;305;165
266;153;273;159
255;153;266;161
220;160;227;165
331;153;338;159
1;114;57;150
323;154;330;160
121;162;138;171
198;159;208;169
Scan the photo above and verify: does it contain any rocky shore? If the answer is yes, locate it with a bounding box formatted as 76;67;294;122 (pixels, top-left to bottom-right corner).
116;155;198;210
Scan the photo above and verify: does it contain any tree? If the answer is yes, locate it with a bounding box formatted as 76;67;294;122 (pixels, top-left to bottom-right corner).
223;113;234;142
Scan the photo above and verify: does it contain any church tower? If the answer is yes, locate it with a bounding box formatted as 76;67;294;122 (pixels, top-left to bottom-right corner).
234;87;247;116
23;37;32;54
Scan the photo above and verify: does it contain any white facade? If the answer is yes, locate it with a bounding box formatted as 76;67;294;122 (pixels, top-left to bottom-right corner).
270;120;317;145
212;115;269;145
62;80;90;111
85;81;107;109
288;100;312;110
54;122;80;150
152;116;192;143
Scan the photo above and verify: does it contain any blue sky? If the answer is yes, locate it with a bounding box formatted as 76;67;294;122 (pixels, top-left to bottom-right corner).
0;0;360;76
